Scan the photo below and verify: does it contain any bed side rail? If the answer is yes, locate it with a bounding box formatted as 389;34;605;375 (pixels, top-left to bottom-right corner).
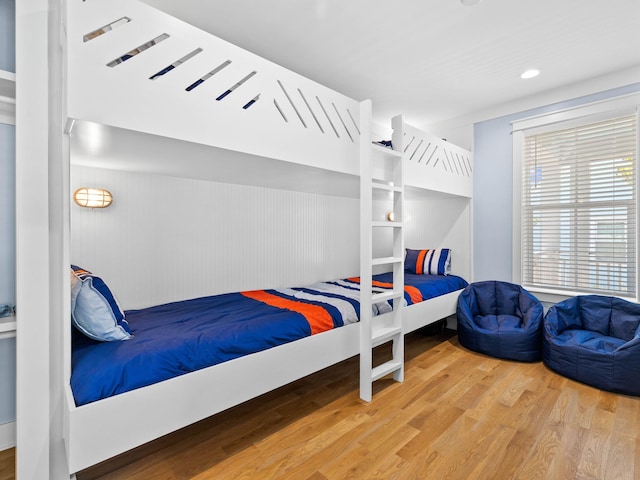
402;123;473;198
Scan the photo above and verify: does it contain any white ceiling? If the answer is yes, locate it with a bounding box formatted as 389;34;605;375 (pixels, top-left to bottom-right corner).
144;0;640;130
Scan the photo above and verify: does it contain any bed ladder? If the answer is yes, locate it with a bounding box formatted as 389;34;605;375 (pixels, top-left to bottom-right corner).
359;100;405;402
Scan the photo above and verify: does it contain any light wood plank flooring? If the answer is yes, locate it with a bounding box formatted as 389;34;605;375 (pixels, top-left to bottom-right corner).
0;448;14;480
3;330;640;479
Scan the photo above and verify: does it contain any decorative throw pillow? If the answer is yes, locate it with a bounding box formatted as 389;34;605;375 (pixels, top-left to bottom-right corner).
70;265;131;341
405;248;451;275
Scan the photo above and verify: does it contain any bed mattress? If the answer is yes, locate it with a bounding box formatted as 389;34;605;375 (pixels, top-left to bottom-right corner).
71;274;467;405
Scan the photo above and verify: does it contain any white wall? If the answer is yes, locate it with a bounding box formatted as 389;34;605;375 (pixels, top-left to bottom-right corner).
71;166;360;310
404;193;471;280
370;190;472;281
71;163;473;310
419;119;473;153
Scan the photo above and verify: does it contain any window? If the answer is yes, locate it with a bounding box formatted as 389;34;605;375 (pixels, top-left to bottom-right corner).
514;99;638;298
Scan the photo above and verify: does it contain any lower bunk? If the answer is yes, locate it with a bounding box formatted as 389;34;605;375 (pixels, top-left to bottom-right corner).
65;272;467;473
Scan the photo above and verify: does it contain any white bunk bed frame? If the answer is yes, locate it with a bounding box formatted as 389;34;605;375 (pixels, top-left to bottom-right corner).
63;0;473;474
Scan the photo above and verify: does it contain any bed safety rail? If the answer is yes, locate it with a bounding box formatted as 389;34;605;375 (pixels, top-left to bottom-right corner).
402;123;473;198
67;0;361;175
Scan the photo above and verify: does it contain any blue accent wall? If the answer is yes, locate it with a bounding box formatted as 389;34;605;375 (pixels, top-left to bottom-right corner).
0;123;15;428
0;0;15;427
0;0;15;72
473;82;640;282
0;338;15;425
0;124;15;307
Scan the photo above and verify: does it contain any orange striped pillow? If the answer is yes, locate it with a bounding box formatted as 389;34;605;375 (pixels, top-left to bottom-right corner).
405;248;451;275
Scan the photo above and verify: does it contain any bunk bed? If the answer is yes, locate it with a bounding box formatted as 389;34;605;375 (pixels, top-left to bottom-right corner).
64;0;473;474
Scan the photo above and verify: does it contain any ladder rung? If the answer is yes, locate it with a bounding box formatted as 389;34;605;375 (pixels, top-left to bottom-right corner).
371;181;402;193
374;310;400;324
371;256;403;266
371;221;402;228
371;360;403;382
372;326;402;347
372;290;402;303
371;143;402;158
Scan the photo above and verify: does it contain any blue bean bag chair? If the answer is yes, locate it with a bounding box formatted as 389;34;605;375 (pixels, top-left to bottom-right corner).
543;295;640;396
456;281;543;362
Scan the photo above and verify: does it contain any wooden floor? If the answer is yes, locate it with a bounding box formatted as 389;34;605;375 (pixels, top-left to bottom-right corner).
0;448;14;480
3;330;640;479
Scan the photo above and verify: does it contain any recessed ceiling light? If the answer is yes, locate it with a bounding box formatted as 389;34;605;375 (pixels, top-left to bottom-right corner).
521;69;540;79
461;0;482;5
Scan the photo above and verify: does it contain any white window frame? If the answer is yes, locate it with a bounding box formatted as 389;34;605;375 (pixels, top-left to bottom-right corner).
512;92;640;302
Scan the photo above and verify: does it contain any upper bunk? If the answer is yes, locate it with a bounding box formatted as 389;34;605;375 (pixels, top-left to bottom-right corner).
67;0;472;199
402;123;472;198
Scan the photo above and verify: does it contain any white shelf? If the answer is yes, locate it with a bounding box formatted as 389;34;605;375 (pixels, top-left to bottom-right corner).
0;70;16;101
0;315;16;339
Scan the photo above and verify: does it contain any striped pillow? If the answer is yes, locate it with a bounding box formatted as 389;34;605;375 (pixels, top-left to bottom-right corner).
405;248;451;275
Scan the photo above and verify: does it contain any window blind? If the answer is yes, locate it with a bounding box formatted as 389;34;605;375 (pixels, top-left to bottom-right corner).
521;113;637;296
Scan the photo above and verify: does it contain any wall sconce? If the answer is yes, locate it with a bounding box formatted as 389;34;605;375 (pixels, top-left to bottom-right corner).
73;187;113;208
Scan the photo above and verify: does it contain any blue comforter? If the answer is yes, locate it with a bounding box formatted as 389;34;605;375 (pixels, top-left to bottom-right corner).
71;274;467;405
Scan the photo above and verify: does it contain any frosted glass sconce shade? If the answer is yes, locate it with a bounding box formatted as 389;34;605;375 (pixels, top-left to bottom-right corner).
73;187;113;208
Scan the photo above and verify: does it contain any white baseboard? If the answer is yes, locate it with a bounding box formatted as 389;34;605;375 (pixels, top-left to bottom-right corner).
0;421;16;451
